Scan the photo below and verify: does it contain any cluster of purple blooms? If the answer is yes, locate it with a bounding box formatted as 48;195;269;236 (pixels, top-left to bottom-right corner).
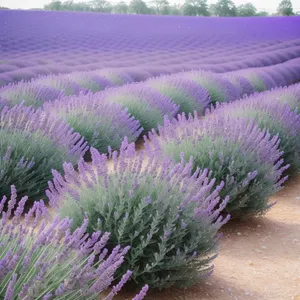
0;185;148;299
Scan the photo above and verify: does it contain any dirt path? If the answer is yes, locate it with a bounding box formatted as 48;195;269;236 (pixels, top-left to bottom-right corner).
120;176;300;300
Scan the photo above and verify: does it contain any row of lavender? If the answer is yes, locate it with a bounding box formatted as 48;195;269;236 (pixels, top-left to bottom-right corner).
1;56;299;110
1;41;300;87
2;81;299;298
1;43;300;89
1;10;300;86
0;59;299;202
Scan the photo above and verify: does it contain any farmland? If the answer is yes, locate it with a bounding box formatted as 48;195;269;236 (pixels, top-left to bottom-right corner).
0;9;299;300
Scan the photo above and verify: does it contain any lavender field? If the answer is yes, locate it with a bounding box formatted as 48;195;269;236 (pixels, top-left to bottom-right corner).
0;9;300;299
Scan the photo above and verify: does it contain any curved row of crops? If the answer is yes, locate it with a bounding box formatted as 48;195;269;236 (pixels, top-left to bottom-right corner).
1;10;300;86
1;55;300;104
1;72;299;297
41;59;300;153
1;43;300;87
0;63;299;207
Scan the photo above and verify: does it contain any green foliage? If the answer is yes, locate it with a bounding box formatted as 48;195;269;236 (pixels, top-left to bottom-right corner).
277;0;294;16
183;0;210;16
113;1;129;13
213;0;237;16
90;0;113;12
129;0;151;14
237;2;257;16
256;10;269;16
151;0;171;14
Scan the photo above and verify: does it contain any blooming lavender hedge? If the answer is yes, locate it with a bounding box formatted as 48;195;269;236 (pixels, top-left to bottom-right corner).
222;57;300;96
145;76;211;114
1;10;300;85
181;70;240;105
211;96;300;174
2;56;300;110
0;186;148;299
0;104;88;201
148;114;288;217
266;83;300;113
43;94;143;153
0;82;62;108
47;139;230;288
102;84;179;132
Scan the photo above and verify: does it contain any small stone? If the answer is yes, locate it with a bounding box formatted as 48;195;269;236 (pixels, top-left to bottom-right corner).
245;291;250;296
296;196;300;200
205;282;212;286
257;224;261;228
261;245;267;249
237;232;242;236
255;249;263;253
248;261;254;266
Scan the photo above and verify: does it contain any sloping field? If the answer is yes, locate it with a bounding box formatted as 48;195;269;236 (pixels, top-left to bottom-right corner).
0;10;299;299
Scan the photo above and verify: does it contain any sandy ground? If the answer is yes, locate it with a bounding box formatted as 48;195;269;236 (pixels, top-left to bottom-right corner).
119;176;300;300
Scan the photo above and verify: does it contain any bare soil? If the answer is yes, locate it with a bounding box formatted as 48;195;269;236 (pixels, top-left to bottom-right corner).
119;176;300;300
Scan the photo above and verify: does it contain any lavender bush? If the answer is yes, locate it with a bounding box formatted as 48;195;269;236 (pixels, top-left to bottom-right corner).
148;114;288;217
0;104;88;201
44;94;143;153
0;186;148;299
227;69;277;92
64;72;114;92
267;83;300;113
182;70;240;104
0;82;62;107
146;76;210;114
102;84;179;132
47;139;230;288
212;97;300;174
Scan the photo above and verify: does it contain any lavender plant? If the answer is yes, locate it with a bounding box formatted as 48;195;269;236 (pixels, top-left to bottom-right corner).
44;94;143;153
103;84;179;132
145;76;210;114
0;83;62;107
229;70;277;92
182;70;240;105
47;139;230;288
149;114;288;217
222;74;255;98
0;104;88;201
64;72;114;93
0;186;148;299
35;77;81;96
268;84;300;113
95;69;135;86
212;97;300;174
